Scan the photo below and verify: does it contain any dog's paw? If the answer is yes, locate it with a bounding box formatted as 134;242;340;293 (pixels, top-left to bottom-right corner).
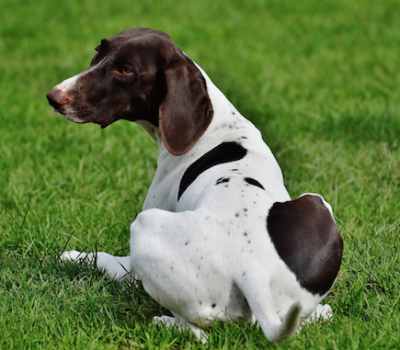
314;303;332;321
153;316;182;330
303;304;333;325
59;250;86;262
299;304;333;331
152;315;208;343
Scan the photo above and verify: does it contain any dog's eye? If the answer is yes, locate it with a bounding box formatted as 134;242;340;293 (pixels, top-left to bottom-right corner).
120;66;133;75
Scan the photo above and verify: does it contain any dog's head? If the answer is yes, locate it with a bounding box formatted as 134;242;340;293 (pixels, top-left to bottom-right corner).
46;28;213;156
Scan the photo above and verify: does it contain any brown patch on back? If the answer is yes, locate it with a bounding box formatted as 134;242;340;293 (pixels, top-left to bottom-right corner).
267;195;343;295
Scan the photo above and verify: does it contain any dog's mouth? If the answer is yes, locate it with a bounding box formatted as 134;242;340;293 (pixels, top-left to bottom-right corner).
47;86;114;128
53;108;93;124
98;119;114;129
54;108;114;129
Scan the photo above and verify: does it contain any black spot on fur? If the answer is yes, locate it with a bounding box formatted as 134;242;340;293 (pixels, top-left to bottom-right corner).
244;177;265;190
178;142;247;200
216;177;230;185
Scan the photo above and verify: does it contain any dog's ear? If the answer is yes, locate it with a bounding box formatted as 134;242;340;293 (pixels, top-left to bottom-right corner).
159;56;213;156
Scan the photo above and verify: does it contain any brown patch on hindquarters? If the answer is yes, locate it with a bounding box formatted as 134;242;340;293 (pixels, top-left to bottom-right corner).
267;195;343;295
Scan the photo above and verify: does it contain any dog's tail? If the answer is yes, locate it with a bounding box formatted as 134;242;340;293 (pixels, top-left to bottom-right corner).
236;274;302;343
267;301;302;343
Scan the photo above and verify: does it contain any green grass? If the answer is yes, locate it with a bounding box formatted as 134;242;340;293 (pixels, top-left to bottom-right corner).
1;0;399;348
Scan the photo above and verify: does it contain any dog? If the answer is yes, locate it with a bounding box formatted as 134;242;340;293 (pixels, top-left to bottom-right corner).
46;28;343;343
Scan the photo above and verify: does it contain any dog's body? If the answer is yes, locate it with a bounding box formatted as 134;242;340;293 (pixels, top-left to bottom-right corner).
46;28;343;343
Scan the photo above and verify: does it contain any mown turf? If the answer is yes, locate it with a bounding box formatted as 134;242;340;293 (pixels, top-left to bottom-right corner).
1;0;399;349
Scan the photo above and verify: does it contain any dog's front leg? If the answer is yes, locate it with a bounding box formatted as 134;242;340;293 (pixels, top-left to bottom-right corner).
60;250;134;282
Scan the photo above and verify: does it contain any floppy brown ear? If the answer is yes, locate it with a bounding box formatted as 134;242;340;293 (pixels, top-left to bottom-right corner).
159;56;213;156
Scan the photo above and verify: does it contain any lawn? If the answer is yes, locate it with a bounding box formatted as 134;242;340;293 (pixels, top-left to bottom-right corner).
1;0;399;349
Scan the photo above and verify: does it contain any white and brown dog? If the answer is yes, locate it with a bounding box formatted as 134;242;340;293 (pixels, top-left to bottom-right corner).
46;28;343;343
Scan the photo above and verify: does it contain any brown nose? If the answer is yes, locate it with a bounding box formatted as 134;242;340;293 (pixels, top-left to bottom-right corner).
46;88;71;109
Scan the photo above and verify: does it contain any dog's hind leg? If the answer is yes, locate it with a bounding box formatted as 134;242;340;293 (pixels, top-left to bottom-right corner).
60;250;134;281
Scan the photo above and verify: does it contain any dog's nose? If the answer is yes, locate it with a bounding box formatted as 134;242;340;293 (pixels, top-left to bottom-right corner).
46;88;71;109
